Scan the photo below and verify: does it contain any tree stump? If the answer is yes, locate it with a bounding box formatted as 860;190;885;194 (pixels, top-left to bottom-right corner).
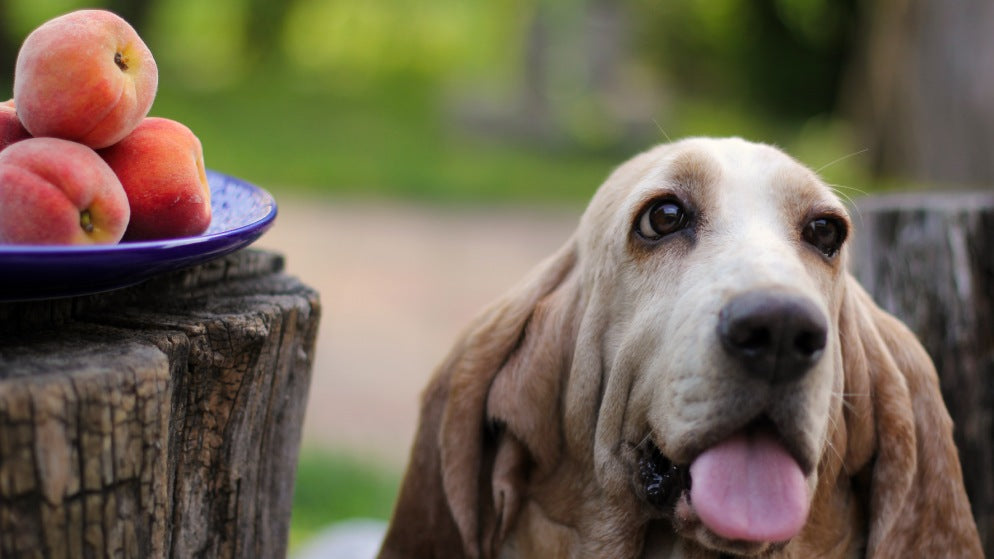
0;249;320;559
851;192;994;556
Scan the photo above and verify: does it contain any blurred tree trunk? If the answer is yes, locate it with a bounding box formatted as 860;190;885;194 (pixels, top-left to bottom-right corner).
0;0;19;86
518;5;553;139
245;0;300;66
513;0;643;146
845;0;994;188
852;193;994;555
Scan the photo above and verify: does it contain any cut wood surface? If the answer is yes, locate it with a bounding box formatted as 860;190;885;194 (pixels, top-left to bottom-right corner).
852;192;994;556
0;249;320;559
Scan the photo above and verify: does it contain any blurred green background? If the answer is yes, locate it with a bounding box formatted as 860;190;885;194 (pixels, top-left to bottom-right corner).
2;0;990;553
0;0;880;208
3;0;986;202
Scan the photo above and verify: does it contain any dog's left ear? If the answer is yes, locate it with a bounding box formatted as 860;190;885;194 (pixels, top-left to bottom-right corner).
840;278;983;558
379;239;581;559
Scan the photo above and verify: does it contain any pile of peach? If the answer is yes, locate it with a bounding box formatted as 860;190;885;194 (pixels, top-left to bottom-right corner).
0;9;210;245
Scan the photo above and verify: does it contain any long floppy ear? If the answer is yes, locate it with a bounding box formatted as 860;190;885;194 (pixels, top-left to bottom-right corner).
840;277;983;558
378;239;581;559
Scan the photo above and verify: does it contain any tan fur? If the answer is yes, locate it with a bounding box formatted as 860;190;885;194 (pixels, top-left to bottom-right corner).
378;138;983;558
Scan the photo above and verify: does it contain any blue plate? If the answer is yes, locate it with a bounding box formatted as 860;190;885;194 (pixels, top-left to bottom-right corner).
0;170;277;301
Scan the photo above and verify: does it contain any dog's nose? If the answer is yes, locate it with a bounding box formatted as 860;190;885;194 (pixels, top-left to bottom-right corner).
717;290;828;383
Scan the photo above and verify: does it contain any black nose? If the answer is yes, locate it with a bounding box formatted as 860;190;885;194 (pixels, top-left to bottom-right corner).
717;290;828;383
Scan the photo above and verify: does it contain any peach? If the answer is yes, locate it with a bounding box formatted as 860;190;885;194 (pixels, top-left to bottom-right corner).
0;137;130;244
13;9;158;148
0;101;32;152
99;117;210;241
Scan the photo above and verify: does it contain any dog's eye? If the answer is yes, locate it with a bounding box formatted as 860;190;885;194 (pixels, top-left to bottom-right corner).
637;200;689;240
803;217;846;257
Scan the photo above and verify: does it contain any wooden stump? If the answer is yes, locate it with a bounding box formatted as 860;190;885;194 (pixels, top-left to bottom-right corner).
0;249;320;559
852;192;994;556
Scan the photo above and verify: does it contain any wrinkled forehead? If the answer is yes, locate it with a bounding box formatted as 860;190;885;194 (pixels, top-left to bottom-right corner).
584;138;846;235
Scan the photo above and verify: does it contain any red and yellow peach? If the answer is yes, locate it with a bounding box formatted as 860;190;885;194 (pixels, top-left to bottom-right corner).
13;9;158;149
0;137;130;244
0;100;32;152
99;117;211;241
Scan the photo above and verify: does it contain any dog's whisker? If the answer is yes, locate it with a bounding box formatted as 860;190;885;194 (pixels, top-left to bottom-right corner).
829;182;871;197
824;438;848;474
822;392;852;475
825;412;840;435
834;390;871;399
828;185;860;206
651;118;672;143
831;390;869;414
827;184;866;225
815;148;870;175
827;392;844;426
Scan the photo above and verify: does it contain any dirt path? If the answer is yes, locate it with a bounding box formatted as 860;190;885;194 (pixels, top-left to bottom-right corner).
256;195;580;468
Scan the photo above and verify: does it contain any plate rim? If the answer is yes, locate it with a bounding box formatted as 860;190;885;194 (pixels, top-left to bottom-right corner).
0;170;278;301
0;169;277;255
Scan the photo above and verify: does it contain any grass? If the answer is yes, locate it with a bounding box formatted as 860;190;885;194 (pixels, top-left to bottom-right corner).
149;76;876;207
149;73;620;206
289;449;401;551
2;67;874;206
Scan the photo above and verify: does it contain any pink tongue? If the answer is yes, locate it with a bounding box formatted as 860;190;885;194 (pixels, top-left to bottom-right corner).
689;429;809;543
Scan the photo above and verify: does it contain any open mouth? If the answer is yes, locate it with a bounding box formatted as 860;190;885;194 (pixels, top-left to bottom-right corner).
638;419;811;547
638;442;691;510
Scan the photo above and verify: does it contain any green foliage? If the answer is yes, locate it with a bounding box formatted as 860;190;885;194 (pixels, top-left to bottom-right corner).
2;0;94;39
150;72;616;204
631;0;859;118
290;450;400;549
0;0;875;204
144;0;250;90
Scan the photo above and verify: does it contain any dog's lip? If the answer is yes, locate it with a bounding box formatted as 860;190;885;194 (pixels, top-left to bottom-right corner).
678;415;815;476
635;413;814;516
636;461;783;556
673;494;785;556
645;417;812;553
636;440;691;512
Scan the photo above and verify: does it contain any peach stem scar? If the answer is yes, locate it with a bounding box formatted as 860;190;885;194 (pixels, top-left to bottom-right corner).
80;209;94;233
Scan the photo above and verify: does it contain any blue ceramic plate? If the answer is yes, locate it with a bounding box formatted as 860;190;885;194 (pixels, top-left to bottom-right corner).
0;170;277;301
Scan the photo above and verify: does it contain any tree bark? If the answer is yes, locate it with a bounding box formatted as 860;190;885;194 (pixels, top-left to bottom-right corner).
0;249;320;559
851;192;994;555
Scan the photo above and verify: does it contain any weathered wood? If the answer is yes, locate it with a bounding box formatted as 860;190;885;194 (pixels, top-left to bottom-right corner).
0;249;320;559
852;192;994;556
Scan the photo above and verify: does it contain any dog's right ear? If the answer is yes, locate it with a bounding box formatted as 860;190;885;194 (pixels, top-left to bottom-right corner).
376;366;466;559
378;239;580;559
838;278;983;557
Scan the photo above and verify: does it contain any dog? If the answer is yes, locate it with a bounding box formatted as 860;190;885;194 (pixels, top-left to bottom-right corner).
377;138;983;558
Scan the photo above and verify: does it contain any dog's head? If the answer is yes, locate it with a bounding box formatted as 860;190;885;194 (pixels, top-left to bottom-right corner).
574;138;848;555
378;138;981;558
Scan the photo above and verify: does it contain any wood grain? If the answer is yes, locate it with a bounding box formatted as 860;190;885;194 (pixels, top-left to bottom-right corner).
0;249;320;559
852;192;994;556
